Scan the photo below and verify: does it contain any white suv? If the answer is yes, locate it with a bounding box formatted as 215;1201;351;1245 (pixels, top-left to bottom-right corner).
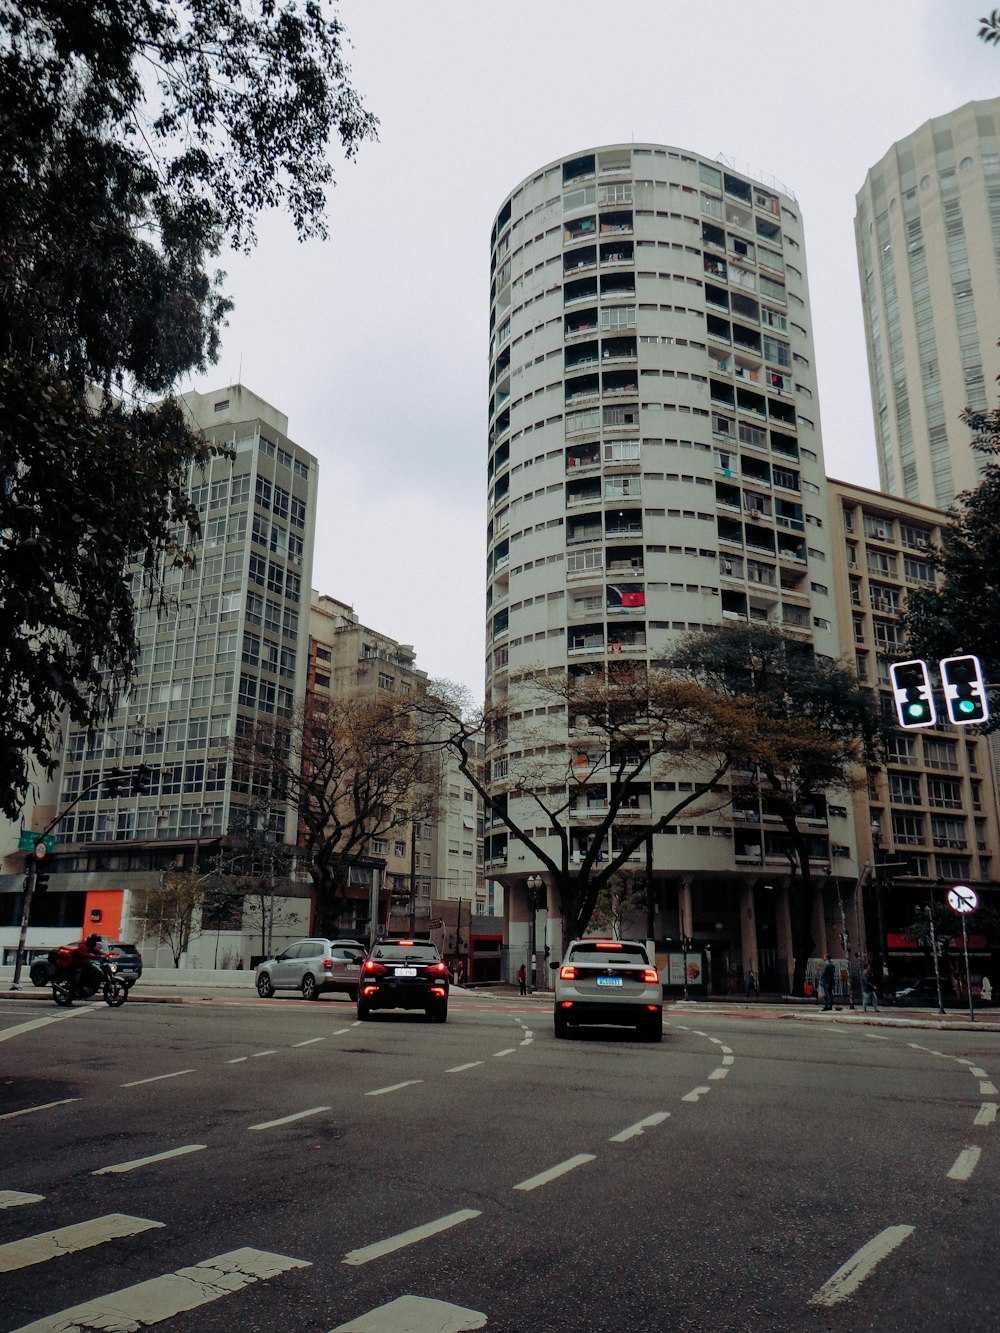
554;938;663;1040
255;939;365;1001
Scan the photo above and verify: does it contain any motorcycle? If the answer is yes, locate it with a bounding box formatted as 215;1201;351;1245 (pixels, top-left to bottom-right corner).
29;954;128;1007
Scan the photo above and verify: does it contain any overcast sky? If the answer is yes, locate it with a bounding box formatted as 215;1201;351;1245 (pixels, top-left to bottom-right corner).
184;1;1000;698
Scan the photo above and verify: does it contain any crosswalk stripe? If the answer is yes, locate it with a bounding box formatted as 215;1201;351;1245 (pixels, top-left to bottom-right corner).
0;1213;163;1273
0;1191;43;1210
330;1293;487;1331
9;1246;310;1333
93;1145;207;1175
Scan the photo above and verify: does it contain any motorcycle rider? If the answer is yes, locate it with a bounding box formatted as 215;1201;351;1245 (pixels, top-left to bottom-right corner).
68;933;108;996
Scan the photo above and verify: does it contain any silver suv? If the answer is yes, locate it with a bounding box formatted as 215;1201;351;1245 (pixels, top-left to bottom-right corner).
553;938;663;1040
255;939;365;1002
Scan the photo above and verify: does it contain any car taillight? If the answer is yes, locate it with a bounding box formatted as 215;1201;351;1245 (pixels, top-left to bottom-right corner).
361;984;379;997
559;965;577;981
427;961;448;977
430;986;446;997
362;960;387;975
642;968;659;984
323;959;334;972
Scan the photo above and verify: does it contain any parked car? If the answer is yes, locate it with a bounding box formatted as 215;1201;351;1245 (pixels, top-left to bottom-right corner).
553;938;663;1040
357;937;450;1021
96;940;143;989
255;939;365;1001
893;977;958;1006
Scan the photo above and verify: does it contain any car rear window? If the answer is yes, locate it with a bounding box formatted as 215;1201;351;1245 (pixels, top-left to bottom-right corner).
373;944;440;962
568;942;649;964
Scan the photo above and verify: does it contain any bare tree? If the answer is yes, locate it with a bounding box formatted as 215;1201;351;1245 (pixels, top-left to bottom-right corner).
233;697;440;937
140;869;203;968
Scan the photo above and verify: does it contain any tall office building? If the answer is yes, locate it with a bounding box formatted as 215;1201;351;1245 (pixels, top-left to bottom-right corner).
0;386;318;960
856;97;1000;508
486;145;855;987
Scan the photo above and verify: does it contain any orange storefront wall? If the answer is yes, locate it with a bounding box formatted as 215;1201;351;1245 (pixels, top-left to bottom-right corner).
84;891;123;938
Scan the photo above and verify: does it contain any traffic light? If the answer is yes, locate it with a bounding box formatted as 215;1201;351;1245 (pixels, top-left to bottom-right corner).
888;659;937;729
131;764;152;795
35;869;50;895
104;766;128;797
940;654;990;725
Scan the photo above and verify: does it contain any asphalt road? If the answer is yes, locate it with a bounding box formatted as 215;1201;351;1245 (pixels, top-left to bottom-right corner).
0;990;997;1332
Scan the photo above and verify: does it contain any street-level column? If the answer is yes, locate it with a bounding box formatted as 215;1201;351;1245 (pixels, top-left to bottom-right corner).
739;882;756;975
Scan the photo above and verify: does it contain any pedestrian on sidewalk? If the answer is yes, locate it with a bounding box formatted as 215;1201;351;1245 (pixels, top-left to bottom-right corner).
861;963;878;1013
517;962;527;996
746;966;758;999
821;954;836;1011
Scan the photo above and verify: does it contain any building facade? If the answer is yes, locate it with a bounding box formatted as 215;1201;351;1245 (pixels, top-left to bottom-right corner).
829;479;1000;986
1;385;318;967
486;144;858;990
855;97;1000;508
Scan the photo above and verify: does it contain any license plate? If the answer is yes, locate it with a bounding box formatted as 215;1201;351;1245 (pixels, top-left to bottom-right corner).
597;976;622;987
394;967;417;977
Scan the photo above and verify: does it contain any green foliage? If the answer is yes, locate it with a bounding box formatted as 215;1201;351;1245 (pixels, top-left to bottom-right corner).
903;459;1000;702
0;1;375;816
979;10;1000;45
141;868;203;968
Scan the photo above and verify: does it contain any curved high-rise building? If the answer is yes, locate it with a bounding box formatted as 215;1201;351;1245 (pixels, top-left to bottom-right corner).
485;144;855;988
856;97;1000;508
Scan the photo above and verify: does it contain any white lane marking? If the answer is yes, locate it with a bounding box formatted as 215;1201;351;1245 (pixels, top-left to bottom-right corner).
250;1049;278;1058
722;1054;735;1066
0;1191;43;1209
979;1081;998;1095
446;1061;484;1074
226;1056;249;1064
974;1103;998;1126
333;1027;352;1035
710;1037;724;1045
0;1009;93;1043
519;1037;533;1046
0;1098;80;1122
720;1045;732;1055
248;1106;331;1131
682;1086;711;1102
708;1067;729;1080
691;1029;708;1037
9;1246;309;1333
0;1213;164;1273
947;1146;982;1181
121;1069;196;1088
808;1225;915;1307
969;1066;988;1078
94;1145;207;1175
294;1037;326;1047
366;1080;423;1097
865;1033;890;1040
343;1210;481;1266
610;1111;670;1142
513;1154;595;1192
493;1048;516;1058
330;1293;487;1331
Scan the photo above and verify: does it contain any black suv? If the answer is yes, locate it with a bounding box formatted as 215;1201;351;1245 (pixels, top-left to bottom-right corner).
98;940;143;989
357;938;450;1022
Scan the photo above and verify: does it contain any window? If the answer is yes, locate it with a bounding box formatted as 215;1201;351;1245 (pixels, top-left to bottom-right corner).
378;672;394;690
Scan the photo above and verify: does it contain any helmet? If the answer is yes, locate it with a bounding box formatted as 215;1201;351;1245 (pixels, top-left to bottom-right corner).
86;934;101;951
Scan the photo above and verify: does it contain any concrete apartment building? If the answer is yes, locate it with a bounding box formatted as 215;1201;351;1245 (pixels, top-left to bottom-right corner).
829;480;1000;981
1;385;318;967
485;144;858;991
308;593;490;967
856;97;1000;508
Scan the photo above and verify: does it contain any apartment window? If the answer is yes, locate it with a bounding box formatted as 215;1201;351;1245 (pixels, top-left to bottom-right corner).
927;777;962;809
922;738;958;771
378;672;394;690
889;774;921;806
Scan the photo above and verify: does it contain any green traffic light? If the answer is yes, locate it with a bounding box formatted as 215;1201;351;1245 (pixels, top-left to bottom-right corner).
959;699;975;714
906;702;927;719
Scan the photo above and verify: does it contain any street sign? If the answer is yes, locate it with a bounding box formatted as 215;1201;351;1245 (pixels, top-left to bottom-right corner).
947;884;978;915
32;841;47;861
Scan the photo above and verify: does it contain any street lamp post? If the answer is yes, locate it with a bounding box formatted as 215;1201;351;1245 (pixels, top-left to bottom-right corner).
870;819;889;998
926;903;946;1016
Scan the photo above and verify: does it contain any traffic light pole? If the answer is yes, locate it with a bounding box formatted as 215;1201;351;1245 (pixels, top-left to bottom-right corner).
9;765;151;989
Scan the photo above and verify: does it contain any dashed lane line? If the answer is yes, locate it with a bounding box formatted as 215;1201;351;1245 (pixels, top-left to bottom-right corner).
343;1210;481;1267
446;1061;484;1074
366;1080;423;1097
681;1086;712;1103
808;1225;915;1307
979;1080;997;1095
0;1008;93;1042
0;1099;80;1121
9;1246;310;1333
513;1154;595;1193
708;1067;729;1080
947;1145;982;1181
121;1069;196;1088
974;1103;997;1126
0;1213;164;1273
609;1112;670;1143
293;1036;326;1047
248;1106;331;1131
93;1145;207;1175
493;1048;516;1058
